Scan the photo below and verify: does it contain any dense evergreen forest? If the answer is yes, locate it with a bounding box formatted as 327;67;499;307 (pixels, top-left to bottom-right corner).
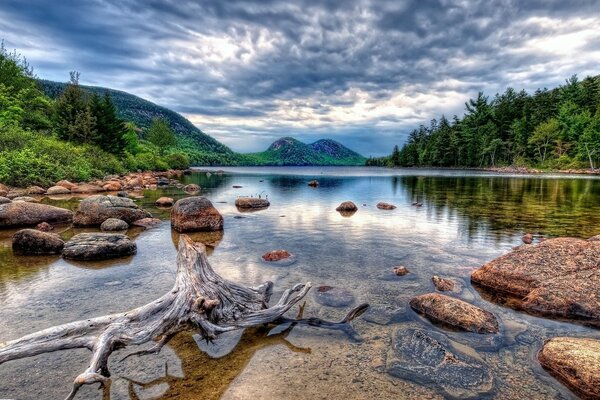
368;75;600;170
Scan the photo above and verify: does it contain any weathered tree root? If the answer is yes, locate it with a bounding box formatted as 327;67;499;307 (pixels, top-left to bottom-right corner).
0;235;368;400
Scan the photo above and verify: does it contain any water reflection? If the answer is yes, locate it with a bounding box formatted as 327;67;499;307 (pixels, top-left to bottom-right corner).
1;167;599;400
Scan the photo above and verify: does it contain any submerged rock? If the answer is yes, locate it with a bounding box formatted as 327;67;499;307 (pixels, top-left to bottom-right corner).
471;236;600;326
12;229;64;255
63;233;136;260
410;293;499;334
235;197;270;209
184;184;200;193
336;201;358;212
155;197;174;207
262;250;292;262
393;266;409;276
132;217;162;229
432;275;456;292
522;233;533;244
100;218;129;231
171;196;223;232
36;222;53;231
538;337;600;400
308;180;319;187
0;202;73;227
73;195;152;226
386;327;494;399
377;202;397;210
314;285;355;307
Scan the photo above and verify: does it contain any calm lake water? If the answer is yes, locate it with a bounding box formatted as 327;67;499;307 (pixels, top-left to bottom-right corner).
1;167;599;400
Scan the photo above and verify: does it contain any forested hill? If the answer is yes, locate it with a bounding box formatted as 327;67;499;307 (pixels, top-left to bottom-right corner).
369;75;600;170
242;137;366;165
39;80;233;155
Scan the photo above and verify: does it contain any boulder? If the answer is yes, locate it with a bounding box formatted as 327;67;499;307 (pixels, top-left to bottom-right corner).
336;201;358;212
538;337;600;400
432;276;456;292
184;184;200;193
55;180;77;190
235;197;270;209
12;229;64;255
100;218;129;231
471;236;600;326
27;186;46;195
36;222;53;231
409;293;499;334
6;189;26;199
522;233;533;244
171;197;223;232
0;196;11;205
131;217;162;228
262;250;292;262
157;177;170;186
0;182;8;193
155;197;174;207
102;181;122;191
46;185;71;195
386;328;494;399
63;233;136;261
308;180;319;187
71;184;105;193
314;285;355;307
0;202;73;227
377;202;397;210
73;195;152;226
393;266;409;276
12;196;37;202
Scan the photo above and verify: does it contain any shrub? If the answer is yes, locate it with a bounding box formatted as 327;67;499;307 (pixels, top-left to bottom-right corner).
166;152;190;169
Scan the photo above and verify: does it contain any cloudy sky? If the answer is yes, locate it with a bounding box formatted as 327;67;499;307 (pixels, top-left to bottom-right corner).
1;0;599;155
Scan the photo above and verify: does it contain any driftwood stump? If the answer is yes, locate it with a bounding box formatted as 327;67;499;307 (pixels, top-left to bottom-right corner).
0;235;367;399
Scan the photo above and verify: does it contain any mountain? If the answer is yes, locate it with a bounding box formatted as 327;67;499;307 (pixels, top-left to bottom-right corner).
38;80;233;155
242;137;366;166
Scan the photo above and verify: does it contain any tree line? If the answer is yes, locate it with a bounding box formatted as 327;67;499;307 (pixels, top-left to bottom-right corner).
368;75;600;170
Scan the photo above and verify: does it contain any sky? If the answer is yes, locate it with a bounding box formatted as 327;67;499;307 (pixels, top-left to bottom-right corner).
1;0;599;156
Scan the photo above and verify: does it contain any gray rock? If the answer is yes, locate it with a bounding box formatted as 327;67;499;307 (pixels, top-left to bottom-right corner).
12;228;64;255
100;218;129;231
63;233;136;261
314;285;355;307
73;195;151;226
386;327;494;399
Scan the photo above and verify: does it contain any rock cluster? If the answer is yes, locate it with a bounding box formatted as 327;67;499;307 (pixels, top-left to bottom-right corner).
73;195;152;226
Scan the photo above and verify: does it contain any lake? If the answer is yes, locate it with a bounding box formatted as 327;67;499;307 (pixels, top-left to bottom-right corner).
1;166;599;399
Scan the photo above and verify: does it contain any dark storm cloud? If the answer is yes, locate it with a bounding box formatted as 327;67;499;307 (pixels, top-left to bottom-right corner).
1;0;598;154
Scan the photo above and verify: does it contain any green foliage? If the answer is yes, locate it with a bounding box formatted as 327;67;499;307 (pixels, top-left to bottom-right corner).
90;92;127;153
380;74;600;170
123;122;141;154
146;118;176;154
165;152;190;169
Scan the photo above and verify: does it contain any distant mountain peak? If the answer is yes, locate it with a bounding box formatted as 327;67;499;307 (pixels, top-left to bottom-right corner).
248;136;365;166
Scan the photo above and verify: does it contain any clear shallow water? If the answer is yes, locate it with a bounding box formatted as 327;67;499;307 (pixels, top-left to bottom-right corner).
1;167;599;400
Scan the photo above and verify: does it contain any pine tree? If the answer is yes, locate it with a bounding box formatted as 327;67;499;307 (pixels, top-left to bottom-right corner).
53;71;93;143
147;118;176;155
90;92;126;153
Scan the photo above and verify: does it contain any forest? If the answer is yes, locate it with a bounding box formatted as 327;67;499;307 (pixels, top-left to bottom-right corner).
368;75;600;170
0;43;200;187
